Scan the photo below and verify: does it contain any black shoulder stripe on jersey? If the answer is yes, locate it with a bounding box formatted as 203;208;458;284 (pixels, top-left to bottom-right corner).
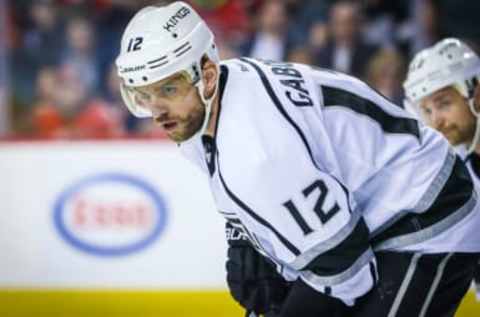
239;58;318;168
369;261;377;286
321;85;420;140
215;64;229;137
466;152;480;180
217;163;301;256
304;218;370;276
372;155;473;245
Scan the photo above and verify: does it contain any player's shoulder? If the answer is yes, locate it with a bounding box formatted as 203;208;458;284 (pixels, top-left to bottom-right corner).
216;59;329;173
220;58;261;79
221;57;316;81
218;58;267;104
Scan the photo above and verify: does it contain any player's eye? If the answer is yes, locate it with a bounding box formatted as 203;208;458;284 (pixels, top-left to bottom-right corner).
160;85;177;97
421;107;432;116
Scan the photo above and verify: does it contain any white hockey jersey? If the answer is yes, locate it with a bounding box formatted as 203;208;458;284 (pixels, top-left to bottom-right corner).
180;58;479;305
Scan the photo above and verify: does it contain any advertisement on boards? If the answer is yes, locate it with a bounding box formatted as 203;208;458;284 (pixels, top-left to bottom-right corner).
0;141;226;289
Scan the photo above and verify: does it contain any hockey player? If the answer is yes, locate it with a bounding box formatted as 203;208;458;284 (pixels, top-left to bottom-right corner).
116;2;480;316
404;38;480;302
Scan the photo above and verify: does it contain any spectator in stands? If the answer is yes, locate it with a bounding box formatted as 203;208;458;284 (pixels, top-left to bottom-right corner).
23;0;63;67
31;65;124;139
307;21;329;52
188;0;251;60
35;67;57;105
12;0;64;106
239;0;291;62
362;0;410;49
312;0;379;79
191;0;250;47
30;67;62;138
287;19;327;66
73;98;124;139
366;48;406;105
61;16;99;96
410;0;440;55
216;41;240;60
287;46;314;65
286;0;330;50
4;0;461;139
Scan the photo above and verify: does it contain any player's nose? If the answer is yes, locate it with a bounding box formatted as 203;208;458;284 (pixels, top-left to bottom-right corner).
431;110;445;129
148;98;170;118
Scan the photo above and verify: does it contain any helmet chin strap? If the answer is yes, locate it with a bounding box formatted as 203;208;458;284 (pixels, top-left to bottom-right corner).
467;98;480;154
181;63;220;143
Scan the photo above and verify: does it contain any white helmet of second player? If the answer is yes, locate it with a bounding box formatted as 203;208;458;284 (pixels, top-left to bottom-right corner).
115;1;219;124
404;38;480;153
404;38;480;104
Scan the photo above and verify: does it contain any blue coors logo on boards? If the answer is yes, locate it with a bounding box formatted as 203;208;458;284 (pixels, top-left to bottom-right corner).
53;173;168;257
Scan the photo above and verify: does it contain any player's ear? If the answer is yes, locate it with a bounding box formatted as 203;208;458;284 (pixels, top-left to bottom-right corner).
202;58;218;99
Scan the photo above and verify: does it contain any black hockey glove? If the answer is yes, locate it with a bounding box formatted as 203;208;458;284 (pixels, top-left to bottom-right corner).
225;222;291;315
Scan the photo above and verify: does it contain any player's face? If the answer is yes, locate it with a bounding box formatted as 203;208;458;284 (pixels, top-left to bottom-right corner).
132;73;205;142
419;86;476;145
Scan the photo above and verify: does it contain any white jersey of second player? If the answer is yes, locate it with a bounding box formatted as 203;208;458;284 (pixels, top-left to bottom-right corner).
180;58;480;305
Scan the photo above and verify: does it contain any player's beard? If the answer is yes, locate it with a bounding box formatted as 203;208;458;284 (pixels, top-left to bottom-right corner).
439;122;476;146
167;103;206;143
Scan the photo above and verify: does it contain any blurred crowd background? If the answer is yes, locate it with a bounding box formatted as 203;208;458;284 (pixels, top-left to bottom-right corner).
1;0;480;140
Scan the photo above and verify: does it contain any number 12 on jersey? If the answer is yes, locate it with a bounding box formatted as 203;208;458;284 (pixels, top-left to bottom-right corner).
283;179;341;235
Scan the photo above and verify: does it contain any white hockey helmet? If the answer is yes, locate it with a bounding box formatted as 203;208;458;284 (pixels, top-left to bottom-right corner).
403;38;480;152
404;38;480;103
115;1;219;119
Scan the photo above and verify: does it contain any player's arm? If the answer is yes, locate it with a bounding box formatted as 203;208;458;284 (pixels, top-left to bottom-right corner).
274;183;374;316
226;166;377;312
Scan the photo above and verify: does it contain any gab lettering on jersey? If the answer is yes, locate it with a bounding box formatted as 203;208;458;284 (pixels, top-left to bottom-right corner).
265;61;314;107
